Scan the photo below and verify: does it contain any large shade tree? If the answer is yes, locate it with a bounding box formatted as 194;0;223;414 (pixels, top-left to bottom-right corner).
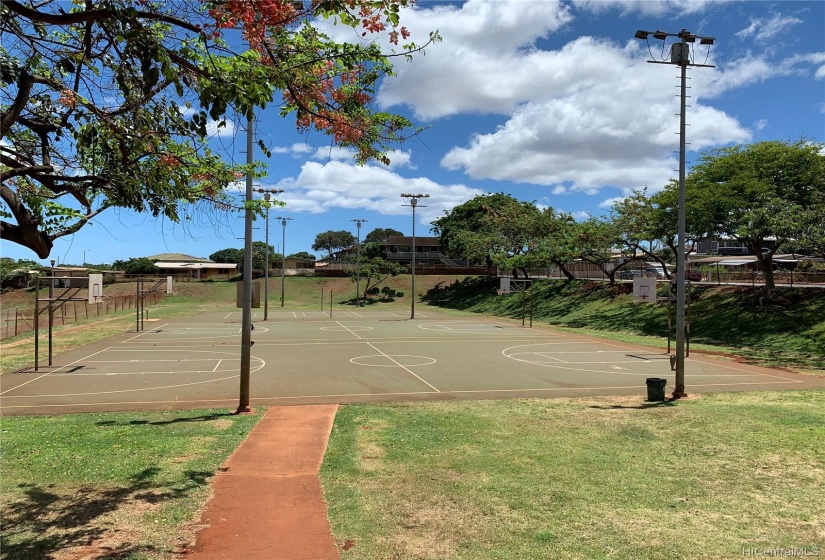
431;193;544;278
684;140;825;290
364;227;402;244
312;229;356;259
1;0;436;258
535;207;580;280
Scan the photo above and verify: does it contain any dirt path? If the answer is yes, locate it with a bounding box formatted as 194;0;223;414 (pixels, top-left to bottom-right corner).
184;405;341;560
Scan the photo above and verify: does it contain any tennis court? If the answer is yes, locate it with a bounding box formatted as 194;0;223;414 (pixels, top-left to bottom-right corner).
0;308;818;415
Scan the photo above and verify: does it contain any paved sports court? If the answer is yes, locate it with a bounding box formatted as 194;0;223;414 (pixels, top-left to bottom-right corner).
1;309;820;415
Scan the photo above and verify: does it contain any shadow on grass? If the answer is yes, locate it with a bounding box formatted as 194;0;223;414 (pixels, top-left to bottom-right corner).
0;466;213;559
587;399;679;410
95;412;234;427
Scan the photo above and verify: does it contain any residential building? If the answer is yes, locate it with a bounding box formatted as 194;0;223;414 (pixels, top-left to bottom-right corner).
147;253;236;280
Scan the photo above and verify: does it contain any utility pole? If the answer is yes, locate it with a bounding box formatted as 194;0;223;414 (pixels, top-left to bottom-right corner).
401;194;429;319
274;216;293;307
634;28;715;399
351;219;367;306
256;188;283;321
237;113;254;414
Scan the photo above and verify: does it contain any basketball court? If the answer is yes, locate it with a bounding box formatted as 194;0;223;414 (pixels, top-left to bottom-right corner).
1;308;819;415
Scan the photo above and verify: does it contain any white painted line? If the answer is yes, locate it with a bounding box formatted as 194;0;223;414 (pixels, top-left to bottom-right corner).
365;342;440;392
213;360;222;372
336;321;364;340
1;375;242;398
0;346;112;395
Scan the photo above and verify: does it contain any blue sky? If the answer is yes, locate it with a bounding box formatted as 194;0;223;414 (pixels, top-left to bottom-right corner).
3;0;824;266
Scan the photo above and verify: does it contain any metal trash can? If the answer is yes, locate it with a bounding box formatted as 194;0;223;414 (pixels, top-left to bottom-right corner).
645;378;668;401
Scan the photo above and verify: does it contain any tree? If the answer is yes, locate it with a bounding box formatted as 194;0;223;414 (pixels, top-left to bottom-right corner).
112;257;158;275
210;248;243;264
251;241;279;271
575;217;623;284
287;251;315;261
349;257;405;301
364;227;403;244
312;230;356;259
610;189;699;280
431;193;543;278
535;208;580;280
684;140;825;290
1;0;437;258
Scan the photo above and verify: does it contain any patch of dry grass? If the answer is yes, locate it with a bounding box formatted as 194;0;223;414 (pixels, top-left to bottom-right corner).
321;392;825;559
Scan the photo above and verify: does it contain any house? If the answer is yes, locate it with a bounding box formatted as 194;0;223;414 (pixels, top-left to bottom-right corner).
272;257;315;275
697;237;777;256
381;236;467;267
147;253;236;280
49;266;93;288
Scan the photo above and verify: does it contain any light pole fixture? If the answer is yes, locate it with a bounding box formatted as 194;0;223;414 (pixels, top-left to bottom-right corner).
274;216;293;307
634;28;715;399
351;219;367;306
401;193;429;319
256;188;284;321
83;249;90;266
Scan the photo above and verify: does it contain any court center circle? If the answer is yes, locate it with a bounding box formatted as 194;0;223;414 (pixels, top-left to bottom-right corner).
321;326;374;332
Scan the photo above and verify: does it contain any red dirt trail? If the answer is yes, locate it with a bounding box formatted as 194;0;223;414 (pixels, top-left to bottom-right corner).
184;405;341;560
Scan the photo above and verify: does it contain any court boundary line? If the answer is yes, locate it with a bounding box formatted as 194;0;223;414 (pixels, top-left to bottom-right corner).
0;377;807;411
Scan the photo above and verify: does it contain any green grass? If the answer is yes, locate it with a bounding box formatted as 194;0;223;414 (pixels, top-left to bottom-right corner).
321;391;825;560
0;408;262;560
422;277;825;373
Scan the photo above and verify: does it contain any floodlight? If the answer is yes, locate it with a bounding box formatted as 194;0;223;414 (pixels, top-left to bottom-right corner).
634;30;650;40
700;37;715;45
653;31;668;40
685;35;696;43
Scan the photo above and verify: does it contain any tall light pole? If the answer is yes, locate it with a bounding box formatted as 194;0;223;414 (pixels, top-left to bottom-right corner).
634;28;715;399
274;216;293;307
256;188;283;321
83;249;90;266
401;194;429;319
351;219;367;306
237;112;255;414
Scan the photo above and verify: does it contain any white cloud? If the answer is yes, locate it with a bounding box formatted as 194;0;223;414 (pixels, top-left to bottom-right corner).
599;196;626;209
735;13;803;39
267;161;484;225
699;52;825;98
375;0;575;120
205;118;236;138
320;0;815;197
310;146;356;162
365;5;756;195
434;37;750;193
573;0;726;16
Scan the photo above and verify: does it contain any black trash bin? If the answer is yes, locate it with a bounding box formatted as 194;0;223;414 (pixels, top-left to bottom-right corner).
645;378;668;401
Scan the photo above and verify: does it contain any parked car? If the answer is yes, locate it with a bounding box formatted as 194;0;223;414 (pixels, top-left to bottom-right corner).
618;269;646;280
643;267;668;279
685;269;702;282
